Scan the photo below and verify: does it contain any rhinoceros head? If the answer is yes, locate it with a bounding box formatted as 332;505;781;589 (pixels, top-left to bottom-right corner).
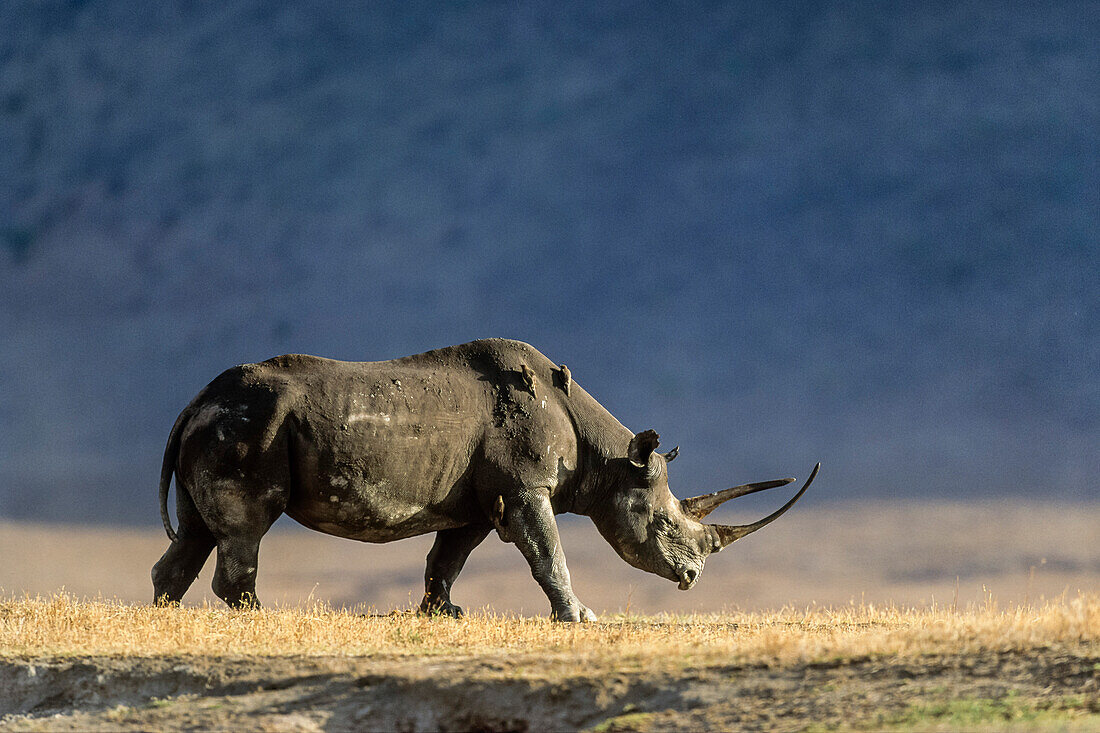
590;430;818;590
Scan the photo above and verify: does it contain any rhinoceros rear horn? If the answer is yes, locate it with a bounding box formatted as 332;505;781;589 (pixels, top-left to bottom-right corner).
710;463;819;548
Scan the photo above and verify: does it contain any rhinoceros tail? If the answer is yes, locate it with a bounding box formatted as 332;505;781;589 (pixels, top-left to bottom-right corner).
159;405;193;543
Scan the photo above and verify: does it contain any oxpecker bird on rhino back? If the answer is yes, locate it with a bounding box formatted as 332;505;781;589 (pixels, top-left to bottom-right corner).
153;338;818;621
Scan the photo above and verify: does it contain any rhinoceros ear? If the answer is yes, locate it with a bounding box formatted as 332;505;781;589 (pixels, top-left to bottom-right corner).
663;446;679;463
628;430;660;468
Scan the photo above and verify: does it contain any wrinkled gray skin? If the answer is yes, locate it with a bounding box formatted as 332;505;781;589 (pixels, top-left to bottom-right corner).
153;339;813;621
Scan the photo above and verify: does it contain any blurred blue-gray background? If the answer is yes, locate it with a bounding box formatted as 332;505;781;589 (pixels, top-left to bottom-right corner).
1;1;1096;523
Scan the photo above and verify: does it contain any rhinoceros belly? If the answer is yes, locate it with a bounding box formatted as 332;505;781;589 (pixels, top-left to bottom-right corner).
284;376;487;542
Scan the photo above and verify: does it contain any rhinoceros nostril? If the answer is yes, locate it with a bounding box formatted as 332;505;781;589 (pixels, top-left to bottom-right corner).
677;566;698;590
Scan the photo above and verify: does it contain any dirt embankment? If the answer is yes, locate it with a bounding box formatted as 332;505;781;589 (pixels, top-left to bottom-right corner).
3;649;1098;732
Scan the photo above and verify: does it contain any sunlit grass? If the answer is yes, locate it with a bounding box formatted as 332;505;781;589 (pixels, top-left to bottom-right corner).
2;593;1096;670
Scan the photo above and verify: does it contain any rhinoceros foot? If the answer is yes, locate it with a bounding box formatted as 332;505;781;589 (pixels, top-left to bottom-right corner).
550;602;597;623
418;598;465;619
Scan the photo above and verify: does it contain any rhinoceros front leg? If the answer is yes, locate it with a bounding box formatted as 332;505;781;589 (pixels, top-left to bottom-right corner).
507;489;596;623
419;524;492;618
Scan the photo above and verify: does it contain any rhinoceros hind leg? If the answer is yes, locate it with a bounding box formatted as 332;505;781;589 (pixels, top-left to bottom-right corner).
206;492;285;609
212;535;265;609
418;524;491;618
152;534;215;606
152;485;216;605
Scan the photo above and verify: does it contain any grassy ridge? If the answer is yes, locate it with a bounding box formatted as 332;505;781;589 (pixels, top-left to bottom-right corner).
3;593;1096;665
2;594;1098;731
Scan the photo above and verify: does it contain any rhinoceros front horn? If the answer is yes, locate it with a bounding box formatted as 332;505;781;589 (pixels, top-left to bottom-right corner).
681;477;797;520
698;463;820;548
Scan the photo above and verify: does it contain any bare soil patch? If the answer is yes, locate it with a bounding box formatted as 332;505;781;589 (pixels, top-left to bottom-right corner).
2;648;1098;731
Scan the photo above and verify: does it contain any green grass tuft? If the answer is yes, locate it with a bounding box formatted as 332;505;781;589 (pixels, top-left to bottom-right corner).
869;692;1098;731
587;711;658;732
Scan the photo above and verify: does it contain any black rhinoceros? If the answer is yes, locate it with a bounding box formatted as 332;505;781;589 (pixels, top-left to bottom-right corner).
153;338;817;621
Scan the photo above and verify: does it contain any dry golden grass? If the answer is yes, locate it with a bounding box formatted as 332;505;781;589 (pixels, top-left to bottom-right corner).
3;592;1097;671
3;594;1098;731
